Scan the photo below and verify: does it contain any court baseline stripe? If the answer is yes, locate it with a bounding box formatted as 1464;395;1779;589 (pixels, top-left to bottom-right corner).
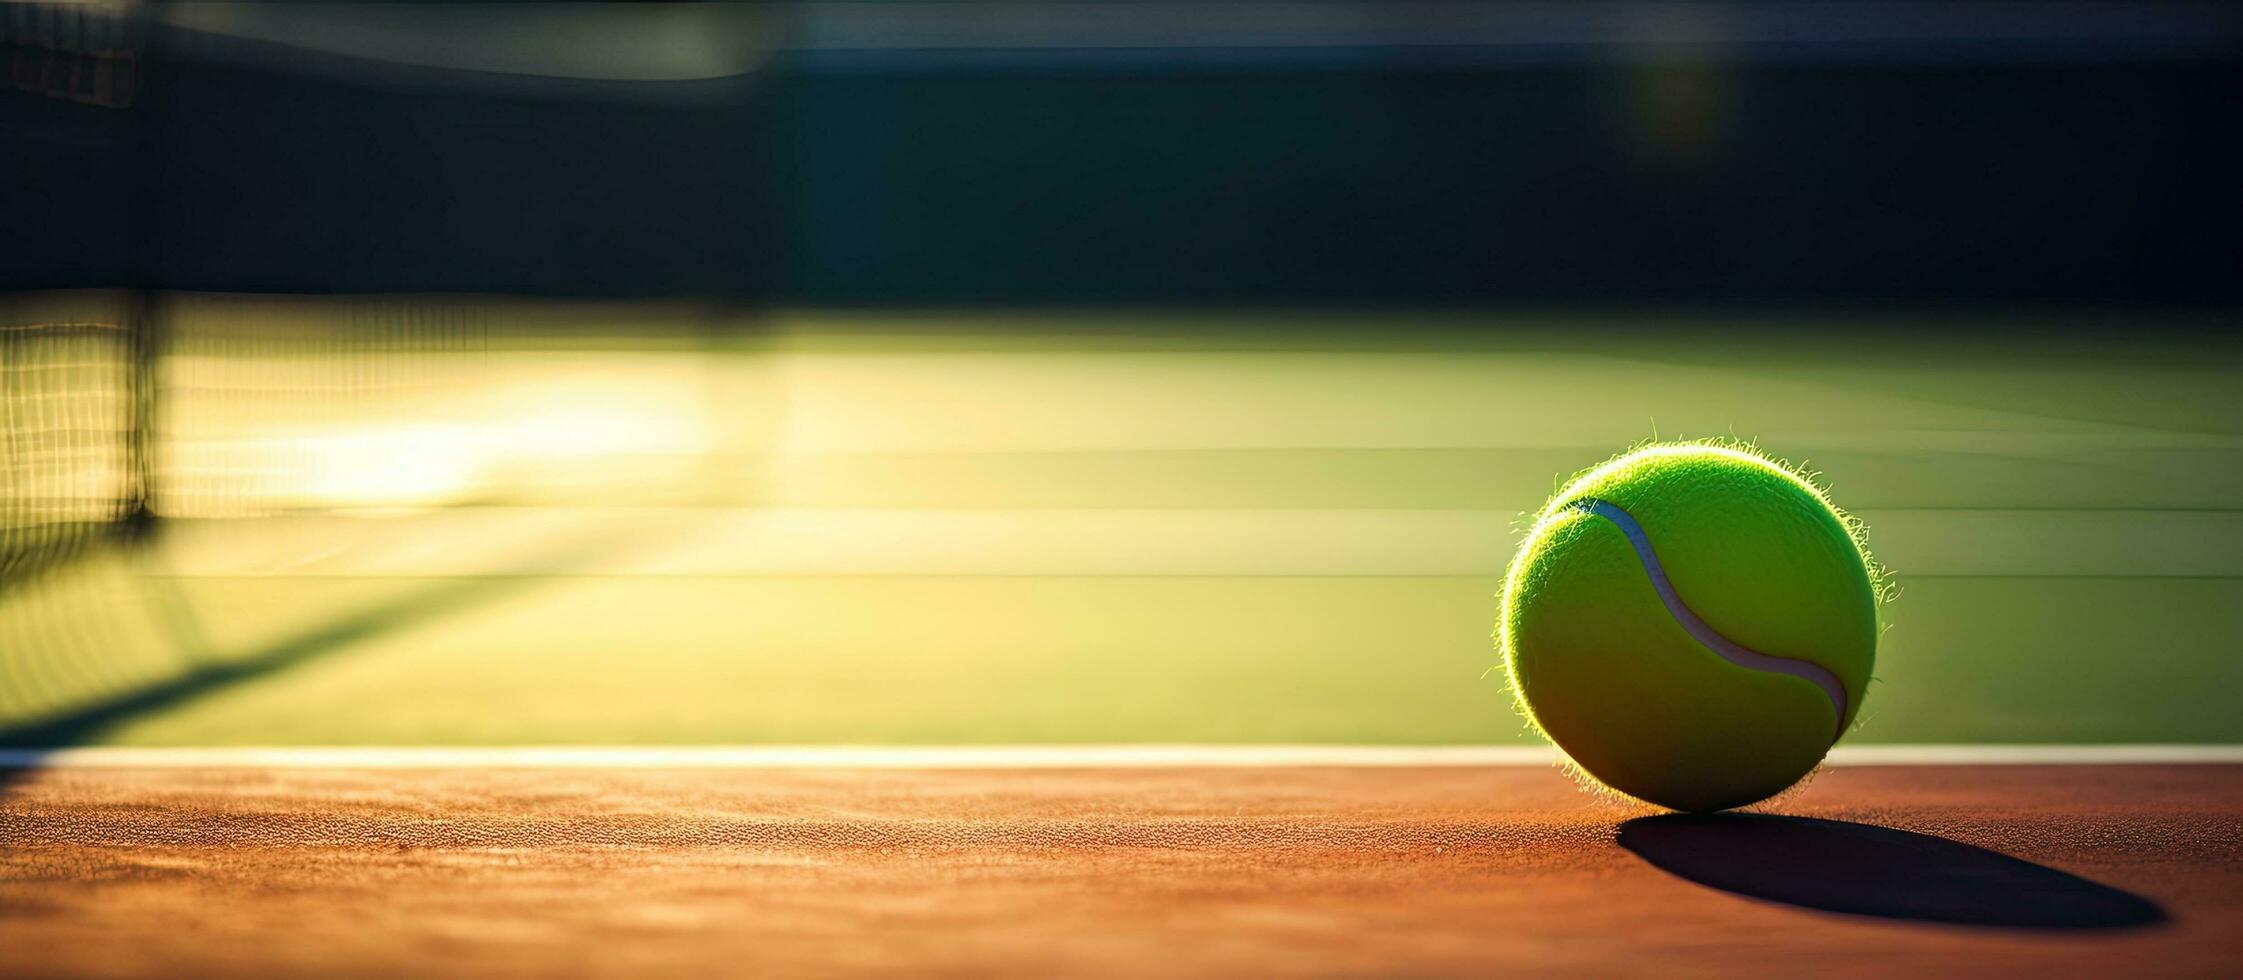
3;744;2241;769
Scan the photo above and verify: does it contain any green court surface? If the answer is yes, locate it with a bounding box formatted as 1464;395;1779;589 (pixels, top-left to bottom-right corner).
4;310;2239;748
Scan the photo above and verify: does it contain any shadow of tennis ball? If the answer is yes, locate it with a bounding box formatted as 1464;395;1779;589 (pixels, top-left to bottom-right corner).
1617;813;2167;930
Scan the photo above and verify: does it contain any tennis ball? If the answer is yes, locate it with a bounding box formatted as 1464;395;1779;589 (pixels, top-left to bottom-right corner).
1498;442;1881;812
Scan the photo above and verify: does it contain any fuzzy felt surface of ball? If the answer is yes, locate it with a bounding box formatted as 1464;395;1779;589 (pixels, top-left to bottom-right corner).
1499;443;1882;812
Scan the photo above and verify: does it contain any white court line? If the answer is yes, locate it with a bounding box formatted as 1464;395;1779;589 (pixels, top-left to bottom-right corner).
2;744;2241;770
155;506;2243;578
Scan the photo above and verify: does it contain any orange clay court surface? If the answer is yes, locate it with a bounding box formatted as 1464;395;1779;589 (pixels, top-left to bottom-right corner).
2;762;2240;978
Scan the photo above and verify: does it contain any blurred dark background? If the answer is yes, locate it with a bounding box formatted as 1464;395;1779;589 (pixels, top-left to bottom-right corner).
9;0;2241;306
6;2;2243;751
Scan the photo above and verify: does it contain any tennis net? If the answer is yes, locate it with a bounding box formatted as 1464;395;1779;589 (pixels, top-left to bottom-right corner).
0;291;508;739
0;291;144;589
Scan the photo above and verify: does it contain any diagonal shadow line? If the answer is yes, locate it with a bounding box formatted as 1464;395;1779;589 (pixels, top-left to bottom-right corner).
0;574;535;750
0;528;640;754
1618;813;2168;930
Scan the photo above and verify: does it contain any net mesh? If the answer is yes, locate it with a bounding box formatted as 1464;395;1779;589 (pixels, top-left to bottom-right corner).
0;291;140;587
0;292;506;738
162;295;492;518
0;291;171;738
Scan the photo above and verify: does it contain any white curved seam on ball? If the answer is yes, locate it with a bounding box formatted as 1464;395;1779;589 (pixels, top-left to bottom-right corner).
1565;497;1850;740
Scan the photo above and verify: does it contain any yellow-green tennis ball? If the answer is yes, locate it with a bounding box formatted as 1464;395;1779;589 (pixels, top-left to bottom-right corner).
1498;442;1881;812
